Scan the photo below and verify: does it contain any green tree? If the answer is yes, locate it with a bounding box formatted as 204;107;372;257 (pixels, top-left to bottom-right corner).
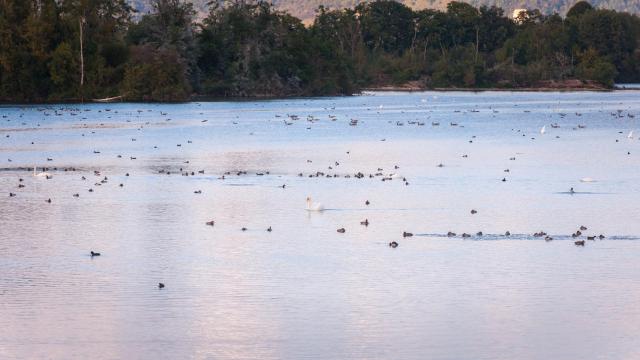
48;42;78;98
478;6;514;53
445;2;480;48
576;48;617;86
197;0;315;97
308;7;361;94
122;45;190;101
124;0;196;99
356;0;415;54
577;9;639;80
57;0;133;99
567;1;594;18
0;0;61;101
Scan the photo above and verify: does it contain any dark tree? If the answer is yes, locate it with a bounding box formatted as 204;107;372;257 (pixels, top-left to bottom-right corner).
567;1;594;18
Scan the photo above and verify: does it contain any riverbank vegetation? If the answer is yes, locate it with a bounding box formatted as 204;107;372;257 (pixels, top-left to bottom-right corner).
1;0;639;102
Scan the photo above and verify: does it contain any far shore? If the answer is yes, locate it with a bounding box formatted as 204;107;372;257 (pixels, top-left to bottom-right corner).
362;79;623;92
362;86;614;92
3;84;639;105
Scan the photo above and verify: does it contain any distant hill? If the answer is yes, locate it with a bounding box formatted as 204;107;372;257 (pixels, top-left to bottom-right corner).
130;0;640;22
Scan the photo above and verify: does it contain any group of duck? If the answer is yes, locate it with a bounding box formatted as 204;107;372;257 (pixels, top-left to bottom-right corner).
304;197;607;249
2;101;636;285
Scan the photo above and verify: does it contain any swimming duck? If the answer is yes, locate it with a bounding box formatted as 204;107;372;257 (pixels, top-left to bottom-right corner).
389;241;398;248
470;209;477;214
90;251;100;257
403;232;413;237
337;228;346;233
574;240;585;246
360;219;369;226
158;283;165;289
205;221;215;226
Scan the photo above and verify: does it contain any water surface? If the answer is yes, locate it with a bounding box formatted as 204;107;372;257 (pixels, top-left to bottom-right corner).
1;91;640;359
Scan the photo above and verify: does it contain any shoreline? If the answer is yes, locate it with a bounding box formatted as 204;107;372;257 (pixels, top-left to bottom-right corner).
362;86;614;92
2;86;638;105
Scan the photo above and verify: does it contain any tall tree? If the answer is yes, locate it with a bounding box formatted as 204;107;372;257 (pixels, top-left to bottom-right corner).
356;0;415;54
0;0;61;101
56;0;132;99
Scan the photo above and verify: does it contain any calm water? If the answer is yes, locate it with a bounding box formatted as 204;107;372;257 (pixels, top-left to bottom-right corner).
1;91;640;359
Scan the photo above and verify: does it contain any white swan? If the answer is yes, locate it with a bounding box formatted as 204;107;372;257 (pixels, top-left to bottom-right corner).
540;125;546;135
306;197;324;211
628;130;634;139
33;166;51;178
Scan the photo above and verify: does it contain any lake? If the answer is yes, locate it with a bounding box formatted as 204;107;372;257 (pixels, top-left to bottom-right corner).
1;91;640;359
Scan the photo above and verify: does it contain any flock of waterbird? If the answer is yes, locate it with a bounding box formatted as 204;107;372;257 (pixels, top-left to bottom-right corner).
2;97;638;289
298;103;635;249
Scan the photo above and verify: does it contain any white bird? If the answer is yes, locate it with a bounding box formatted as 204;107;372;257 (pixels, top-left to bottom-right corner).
580;177;595;183
33;166;51;178
628;130;634;139
306;197;324;211
540;125;546;135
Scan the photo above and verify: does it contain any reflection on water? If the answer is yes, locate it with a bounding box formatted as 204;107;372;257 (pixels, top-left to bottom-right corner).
2;91;640;359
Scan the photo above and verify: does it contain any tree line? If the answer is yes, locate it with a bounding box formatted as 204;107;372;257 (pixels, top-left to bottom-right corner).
1;0;639;102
